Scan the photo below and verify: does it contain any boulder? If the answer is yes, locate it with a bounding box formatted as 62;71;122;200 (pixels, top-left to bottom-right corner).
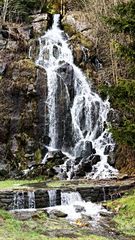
74;205;86;213
48;210;68;218
0;164;9;177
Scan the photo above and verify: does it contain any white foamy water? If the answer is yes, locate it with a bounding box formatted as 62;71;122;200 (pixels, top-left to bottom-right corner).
47;191;107;223
36;14;118;179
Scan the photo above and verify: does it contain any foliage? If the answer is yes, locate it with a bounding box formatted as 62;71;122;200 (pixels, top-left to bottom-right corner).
99;79;135;148
107;190;135;236
101;0;135;149
103;0;135;74
0;0;54;23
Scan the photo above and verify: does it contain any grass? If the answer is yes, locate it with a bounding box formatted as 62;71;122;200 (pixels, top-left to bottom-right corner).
107;190;135;237
0;178;44;190
0;209;110;240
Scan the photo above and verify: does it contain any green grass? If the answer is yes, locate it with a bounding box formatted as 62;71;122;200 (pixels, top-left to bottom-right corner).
0;178;44;190
107;190;135;236
0;209;110;240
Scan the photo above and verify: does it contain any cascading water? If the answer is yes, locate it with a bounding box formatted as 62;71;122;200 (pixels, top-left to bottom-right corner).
61;191;82;205
14;192;25;210
48;190;57;207
36;14;118;179
47;191;108;223
28;191;35;209
13;191;35;210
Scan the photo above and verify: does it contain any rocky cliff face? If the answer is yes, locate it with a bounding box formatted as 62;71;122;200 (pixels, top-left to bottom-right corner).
0;6;133;178
0;15;49;178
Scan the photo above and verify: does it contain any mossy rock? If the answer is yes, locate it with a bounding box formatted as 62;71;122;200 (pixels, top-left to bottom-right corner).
70;32;93;49
34;148;42;164
63;23;77;37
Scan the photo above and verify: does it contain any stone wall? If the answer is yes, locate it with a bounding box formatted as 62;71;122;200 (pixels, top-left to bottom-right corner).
0;181;134;210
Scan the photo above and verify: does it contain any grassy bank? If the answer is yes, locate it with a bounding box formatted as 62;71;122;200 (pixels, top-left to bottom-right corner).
107;190;135;237
0;178;44;190
0;209;109;240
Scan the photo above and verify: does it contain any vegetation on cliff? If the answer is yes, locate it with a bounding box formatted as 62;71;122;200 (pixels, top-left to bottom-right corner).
99;0;135;172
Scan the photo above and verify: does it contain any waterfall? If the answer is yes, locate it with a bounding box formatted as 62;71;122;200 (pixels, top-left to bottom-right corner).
13;192;25;210
36;14;118;179
61;191;82;205
48;190;57;207
28;191;35;209
47;190;108;223
13;191;35;209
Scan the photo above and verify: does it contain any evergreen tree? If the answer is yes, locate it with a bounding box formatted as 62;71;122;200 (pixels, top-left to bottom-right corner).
103;0;135;65
101;0;135;149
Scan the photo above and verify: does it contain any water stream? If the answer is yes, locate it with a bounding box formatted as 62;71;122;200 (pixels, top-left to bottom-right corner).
36;14;118;179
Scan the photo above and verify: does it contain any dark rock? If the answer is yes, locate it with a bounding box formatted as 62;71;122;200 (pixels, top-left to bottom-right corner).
11;210;37;221
74;205;86;213
99;211;113;217
35;190;49;208
107;109;121;126
91;56;103;71
48;210;68;218
0;164;9;177
53;45;59;59
75;154;100;176
43;135;51;145
89;155;101;165
46;168;57;178
104;145;111;155
0;62;7;75
81;213;93;221
107;156;115;167
0;29;9;39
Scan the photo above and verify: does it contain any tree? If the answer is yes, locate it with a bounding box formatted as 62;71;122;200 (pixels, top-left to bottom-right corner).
0;0;49;23
101;0;135;149
103;0;135;68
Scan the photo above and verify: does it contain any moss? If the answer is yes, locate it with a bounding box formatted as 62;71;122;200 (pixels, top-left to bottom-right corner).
63;23;77;37
70;32;93;49
34;149;42;164
17;59;35;71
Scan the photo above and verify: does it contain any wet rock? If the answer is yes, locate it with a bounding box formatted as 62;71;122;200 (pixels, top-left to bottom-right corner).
89;155;101;165
0;164;9;177
75;154;100;176
48;210;68;218
74;205;86;213
99;211;113;217
80;141;93;158
35;190;49;208
11;210;37;221
107;156;115;167
53;45;59;59
73;44;84;65
107;109;121;126
104;145;112;155
91;56;103;71
0;62;7;75
81;213;93;221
